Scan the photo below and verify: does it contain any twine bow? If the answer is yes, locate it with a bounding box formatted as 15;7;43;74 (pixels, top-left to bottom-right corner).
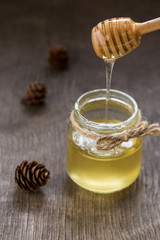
70;110;160;151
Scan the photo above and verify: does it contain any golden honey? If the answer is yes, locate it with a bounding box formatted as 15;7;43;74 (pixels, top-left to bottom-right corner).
66;89;143;193
66;133;142;193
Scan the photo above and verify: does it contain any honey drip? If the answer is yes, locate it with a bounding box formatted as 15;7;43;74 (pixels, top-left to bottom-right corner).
104;59;115;121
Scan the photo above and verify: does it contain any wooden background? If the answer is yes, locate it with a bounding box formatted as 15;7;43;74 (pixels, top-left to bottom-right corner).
0;0;160;239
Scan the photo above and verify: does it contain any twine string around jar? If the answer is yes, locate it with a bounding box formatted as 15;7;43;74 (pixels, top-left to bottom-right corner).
70;110;160;151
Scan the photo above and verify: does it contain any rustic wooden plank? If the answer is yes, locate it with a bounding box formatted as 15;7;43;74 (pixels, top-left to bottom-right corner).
0;0;160;239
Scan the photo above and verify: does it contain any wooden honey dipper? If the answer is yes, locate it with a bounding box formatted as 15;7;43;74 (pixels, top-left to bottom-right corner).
91;17;160;59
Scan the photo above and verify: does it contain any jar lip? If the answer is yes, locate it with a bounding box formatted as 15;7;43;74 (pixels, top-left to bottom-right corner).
74;89;138;133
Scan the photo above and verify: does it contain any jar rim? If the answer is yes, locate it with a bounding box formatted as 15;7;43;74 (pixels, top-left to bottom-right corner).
74;89;138;134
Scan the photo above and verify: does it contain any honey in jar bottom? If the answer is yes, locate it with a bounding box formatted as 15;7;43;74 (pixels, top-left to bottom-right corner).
66;121;142;193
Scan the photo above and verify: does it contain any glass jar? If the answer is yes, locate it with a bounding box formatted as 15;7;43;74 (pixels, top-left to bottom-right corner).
66;89;142;193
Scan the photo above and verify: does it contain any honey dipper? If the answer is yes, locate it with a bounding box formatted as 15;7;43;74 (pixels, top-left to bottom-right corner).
91;17;160;59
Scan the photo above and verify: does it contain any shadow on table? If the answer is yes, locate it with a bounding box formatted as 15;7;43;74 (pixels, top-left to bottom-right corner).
62;175;144;222
21;102;47;117
12;187;46;212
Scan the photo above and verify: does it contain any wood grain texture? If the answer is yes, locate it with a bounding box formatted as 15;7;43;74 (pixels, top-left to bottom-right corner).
0;0;160;239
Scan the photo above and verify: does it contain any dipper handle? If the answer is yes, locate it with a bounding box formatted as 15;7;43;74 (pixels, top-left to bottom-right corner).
135;17;160;35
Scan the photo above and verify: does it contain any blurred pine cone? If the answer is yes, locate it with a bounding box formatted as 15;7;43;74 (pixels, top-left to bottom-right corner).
15;160;50;191
22;81;47;105
48;46;69;68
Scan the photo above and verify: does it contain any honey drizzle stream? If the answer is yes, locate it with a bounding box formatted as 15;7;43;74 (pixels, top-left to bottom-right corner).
104;59;115;121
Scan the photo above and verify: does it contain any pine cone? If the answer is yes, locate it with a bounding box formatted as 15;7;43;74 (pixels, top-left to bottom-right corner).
15;160;50;191
48;46;69;69
22;81;47;105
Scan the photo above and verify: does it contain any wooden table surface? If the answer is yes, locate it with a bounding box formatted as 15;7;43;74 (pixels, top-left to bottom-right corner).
0;0;160;239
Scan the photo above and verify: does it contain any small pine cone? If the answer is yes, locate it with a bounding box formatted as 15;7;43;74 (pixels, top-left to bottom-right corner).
48;46;69;69
15;161;50;191
22;81;47;105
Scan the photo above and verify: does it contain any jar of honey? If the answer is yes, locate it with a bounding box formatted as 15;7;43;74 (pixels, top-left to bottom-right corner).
66;89;142;193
